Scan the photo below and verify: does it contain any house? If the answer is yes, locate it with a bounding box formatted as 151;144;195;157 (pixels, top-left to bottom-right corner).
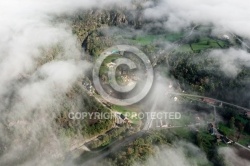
216;135;222;142
207;123;215;134
97;135;104;140
115;113;130;125
174;97;178;102
222;34;230;40
195;115;202;125
245;112;250;118
111;50;119;54
202;98;216;105
222;136;233;144
82;79;94;93
120;114;126;120
115;113;124;125
106;62;116;68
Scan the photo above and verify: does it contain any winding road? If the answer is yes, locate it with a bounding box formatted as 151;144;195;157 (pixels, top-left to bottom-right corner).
167;92;250;112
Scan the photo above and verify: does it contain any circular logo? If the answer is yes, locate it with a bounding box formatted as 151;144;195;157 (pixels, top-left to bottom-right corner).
92;45;154;106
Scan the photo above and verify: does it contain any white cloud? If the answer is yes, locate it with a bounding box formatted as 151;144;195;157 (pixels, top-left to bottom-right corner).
1;0;250;165
208;48;250;77
144;0;250;38
134;142;210;166
219;147;250;166
0;0;127;165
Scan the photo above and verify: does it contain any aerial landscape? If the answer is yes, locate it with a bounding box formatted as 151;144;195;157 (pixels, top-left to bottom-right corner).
1;0;250;166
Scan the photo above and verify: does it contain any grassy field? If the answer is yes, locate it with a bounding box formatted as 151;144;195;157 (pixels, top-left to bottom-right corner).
218;123;250;147
177;44;193;52
238;133;250;146
129;32;184;45
128;33;229;53
218;123;235;136
191;38;223;51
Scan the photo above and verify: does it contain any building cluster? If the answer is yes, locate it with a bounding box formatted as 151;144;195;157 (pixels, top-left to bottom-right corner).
207;123;234;144
114;113;130;126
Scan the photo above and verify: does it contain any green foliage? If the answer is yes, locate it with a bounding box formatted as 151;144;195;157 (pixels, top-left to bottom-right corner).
218;123;234;136
107;134;155;166
245;122;250;134
196;132;216;160
168;52;250;107
55;83;114;139
130;33;183;45
229;117;235;129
